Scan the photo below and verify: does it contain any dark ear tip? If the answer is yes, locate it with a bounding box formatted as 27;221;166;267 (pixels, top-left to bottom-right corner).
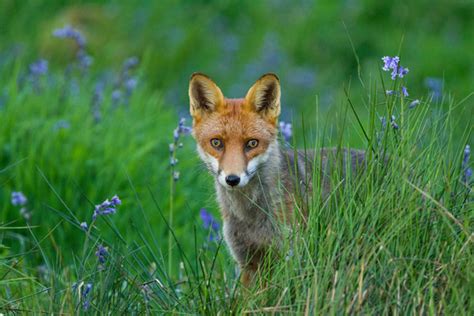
259;73;279;82
190;72;212;81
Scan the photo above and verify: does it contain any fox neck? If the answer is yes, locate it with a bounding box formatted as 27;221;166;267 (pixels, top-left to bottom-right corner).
216;140;283;221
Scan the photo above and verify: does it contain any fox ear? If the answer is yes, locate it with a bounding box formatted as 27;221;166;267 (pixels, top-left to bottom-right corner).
189;73;224;120
245;73;281;124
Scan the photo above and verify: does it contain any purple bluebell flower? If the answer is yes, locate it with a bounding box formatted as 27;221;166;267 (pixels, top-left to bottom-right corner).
386;90;395;96
53;120;71;131
123;77;138;104
92;195;121;220
381;56;409;80
125;78;137;92
110;57;140;107
80;222;88;231
110;195;121;206
91;81;105;122
170;158;178;166
173;129;180;142
170;118;192;154
95;244;108;264
123;57;139;72
29;59;48;76
11;191;27;206
390;115;399;130
53;25;92;74
279;121;292;143
169;118;192;181
409;99;420;109
176;118;192;137
82;282;93;311
111;89;122;108
53;25;86;48
398;66;409;78
200;208;220;241
382;56;399;72
380;116;387;130
462;145;472;184
402;86;409;97
169;143;175;153
27;59;49;93
77;50;93;72
390;69;398;80
424;77;442;102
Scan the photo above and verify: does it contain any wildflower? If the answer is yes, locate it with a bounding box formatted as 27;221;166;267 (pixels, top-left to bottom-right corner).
380;116;387;129
200;208;220;241
398;66;409;78
409;99;420;109
11;191;27;206
81;283;93;311
169;118;192;182
53;25;92;73
19;207;32;221
92;195;121;220
173;118;192;142
390;115;399;130
122;56;139;73
110;195;121;205
111;89;122;108
381;56;409;80
123;77;138;104
80;222;88;231
91;81;105;122
125;78;137;92
111;56;140;107
425;77;442;101
462;145;472;184
386;90;395;96
53;25;86;48
279;121;292;143
402;86;409;97
170;158;178;166
29;59;48;76
382;56;399;72
53;120;71;131
25;59;49;93
95;244;108;265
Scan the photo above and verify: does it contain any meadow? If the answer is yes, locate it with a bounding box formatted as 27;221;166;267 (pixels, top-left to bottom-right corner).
1;1;473;314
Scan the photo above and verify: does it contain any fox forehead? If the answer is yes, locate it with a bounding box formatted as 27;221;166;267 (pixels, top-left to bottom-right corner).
192;98;277;143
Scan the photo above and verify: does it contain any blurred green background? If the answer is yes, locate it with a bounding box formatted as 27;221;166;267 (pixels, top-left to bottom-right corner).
2;0;474;112
0;0;473;263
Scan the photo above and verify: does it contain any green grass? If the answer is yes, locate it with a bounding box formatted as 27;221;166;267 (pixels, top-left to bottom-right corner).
1;1;473;314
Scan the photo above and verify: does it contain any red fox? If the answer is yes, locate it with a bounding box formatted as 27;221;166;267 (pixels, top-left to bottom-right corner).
189;73;366;286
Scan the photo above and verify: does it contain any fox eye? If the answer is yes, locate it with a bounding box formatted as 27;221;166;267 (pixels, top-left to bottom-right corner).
246;139;259;149
210;138;223;149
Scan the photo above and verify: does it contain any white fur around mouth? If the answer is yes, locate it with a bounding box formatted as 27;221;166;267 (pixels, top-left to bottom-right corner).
217;172;250;189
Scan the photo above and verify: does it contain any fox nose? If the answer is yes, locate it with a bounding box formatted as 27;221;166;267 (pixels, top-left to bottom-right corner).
225;175;240;187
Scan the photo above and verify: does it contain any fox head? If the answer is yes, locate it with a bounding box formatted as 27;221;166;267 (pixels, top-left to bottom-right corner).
189;73;281;189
